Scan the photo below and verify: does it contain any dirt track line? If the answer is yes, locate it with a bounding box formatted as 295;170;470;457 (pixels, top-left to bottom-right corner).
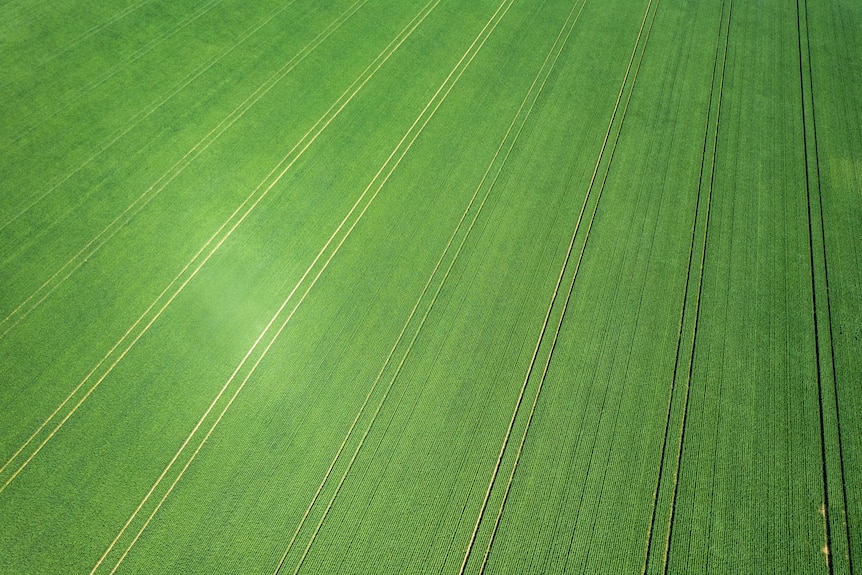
639;1;729;573
0;0;370;494
86;3;445;572
459;0;600;570
279;3;523;573
0;0;300;235
270;3;564;572
492;7;659;572
0;0;362;339
554;2;661;569
797;0;851;570
458;0;658;571
270;0;577;568
659;3;731;574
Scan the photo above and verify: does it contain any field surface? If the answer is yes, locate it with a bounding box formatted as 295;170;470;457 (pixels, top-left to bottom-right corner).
0;0;859;573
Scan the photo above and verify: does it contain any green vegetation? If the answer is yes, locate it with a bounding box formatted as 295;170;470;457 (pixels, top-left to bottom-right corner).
0;0;858;573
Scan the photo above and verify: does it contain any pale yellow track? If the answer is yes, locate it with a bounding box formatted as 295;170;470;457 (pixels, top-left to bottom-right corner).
87;1;447;572
458;0;660;570
0;0;369;494
275;0;525;572
0;0;357;337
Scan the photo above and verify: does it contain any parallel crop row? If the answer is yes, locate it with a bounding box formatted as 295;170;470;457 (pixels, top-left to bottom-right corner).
0;0;858;573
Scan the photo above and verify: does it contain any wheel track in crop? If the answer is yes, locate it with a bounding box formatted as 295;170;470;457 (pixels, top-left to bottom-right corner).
265;1;533;572
640;1;732;573
457;0;662;571
0;0;226;156
0;0;381;495
0;0;364;340
796;0;851;570
0;0;301;235
491;1;662;572
268;0;592;571
82;1;480;571
639;0;728;571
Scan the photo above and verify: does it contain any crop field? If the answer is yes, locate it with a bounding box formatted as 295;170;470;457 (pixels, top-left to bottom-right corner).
0;0;859;573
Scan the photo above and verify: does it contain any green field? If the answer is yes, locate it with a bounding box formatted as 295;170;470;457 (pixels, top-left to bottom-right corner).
1;0;859;573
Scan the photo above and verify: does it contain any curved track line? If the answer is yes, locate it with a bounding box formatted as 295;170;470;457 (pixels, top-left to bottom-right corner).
0;0;362;338
0;0;300;234
458;0;658;571
0;0;373;494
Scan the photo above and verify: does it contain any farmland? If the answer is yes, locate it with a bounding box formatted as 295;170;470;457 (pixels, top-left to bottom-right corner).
0;0;859;572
